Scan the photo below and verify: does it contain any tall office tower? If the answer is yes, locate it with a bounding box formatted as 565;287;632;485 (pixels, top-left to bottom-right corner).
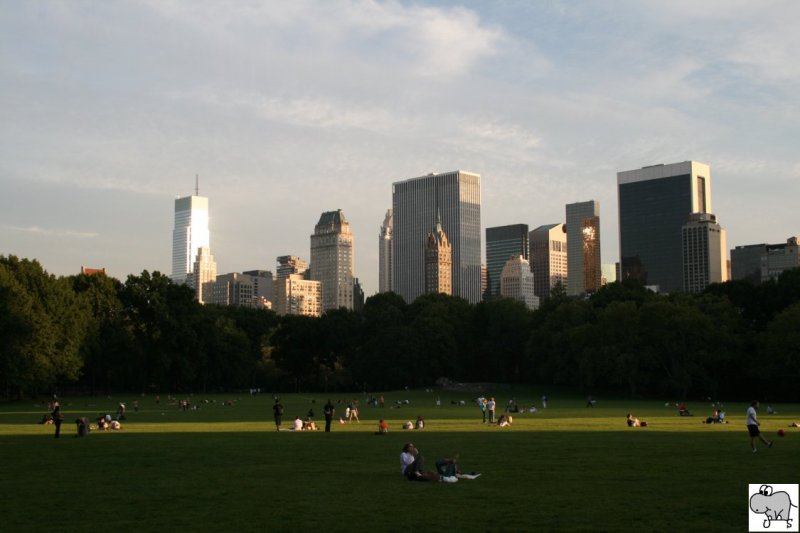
378;209;393;293
500;255;539;310
485;224;529;300
566;201;601;296
276;255;309;280
310;210;355;312
617;161;712;293
529;223;567;300
212;273;254;307
171;194;210;284
424;211;453;295
242;270;274;307
682;213;727;293
192;247;217;304
392;170;481;304
275;274;322;317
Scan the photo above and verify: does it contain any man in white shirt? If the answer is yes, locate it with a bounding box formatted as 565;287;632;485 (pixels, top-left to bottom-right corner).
746;401;773;453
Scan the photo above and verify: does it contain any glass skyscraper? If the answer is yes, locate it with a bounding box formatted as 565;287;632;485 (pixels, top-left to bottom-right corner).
565;200;601;296
617;161;711;293
392;171;481;304
485;224;529;300
171;195;210;285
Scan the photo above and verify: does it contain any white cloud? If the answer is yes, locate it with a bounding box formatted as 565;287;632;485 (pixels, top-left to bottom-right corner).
7;225;98;239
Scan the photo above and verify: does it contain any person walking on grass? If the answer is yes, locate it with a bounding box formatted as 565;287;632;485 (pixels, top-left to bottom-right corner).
52;402;63;438
746;401;773;453
273;399;284;431
323;399;335;433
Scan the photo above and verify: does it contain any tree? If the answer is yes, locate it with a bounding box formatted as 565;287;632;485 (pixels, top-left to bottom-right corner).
0;256;89;397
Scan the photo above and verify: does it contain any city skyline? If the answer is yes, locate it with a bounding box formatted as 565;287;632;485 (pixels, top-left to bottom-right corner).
2;2;799;296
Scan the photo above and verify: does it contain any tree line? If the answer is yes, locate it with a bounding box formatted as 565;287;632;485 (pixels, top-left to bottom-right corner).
1;254;798;401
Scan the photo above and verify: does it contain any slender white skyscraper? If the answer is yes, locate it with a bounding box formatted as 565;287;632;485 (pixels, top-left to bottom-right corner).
378;209;393;293
171;193;210;285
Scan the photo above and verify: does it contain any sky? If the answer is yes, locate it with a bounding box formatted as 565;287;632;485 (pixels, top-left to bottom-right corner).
1;0;798;296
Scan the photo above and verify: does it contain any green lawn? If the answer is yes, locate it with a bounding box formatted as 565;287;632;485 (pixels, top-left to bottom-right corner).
1;389;798;532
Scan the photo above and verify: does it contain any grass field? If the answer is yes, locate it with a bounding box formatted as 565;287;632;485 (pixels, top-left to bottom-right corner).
1;388;798;532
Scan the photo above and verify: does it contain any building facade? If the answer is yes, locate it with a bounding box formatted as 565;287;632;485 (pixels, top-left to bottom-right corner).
681;213;727;293
730;244;766;284
392;170;481;304
275;274;322;317
763;237;800;281
378;208;393;293
500;255;539;310
212;272;254;307
310;210;355;312
424;211;452;295
171;195;210;284
485;224;529;300
618;161;712;293
242;270;274;308
529;223;567;300
192;247;217;304
276;255;309;280
566;200;601;296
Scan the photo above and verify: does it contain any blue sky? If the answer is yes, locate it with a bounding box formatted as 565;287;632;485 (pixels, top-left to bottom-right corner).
1;0;798;295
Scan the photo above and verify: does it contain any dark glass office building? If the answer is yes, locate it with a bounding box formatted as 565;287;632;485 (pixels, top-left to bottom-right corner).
617;161;711;293
485;224;529;300
392;171;482;304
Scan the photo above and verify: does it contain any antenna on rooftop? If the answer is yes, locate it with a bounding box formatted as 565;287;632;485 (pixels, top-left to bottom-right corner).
195;174;199;196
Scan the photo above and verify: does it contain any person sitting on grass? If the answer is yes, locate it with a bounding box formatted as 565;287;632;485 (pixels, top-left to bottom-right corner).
626;413;641;427
497;414;513;427
678;403;691;416
303;418;318;431
415;415;425;430
400;443;439;482
375;419;389;435
292;416;303;431
435;454;481;482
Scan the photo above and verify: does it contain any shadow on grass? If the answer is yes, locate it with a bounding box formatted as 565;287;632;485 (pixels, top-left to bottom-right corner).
2;429;796;532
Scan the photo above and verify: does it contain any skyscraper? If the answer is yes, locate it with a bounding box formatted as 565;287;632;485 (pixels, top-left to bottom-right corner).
171;194;210;285
378;209;393;293
424;211;452;295
500;255;539;310
310;209;354;312
392;170;481;304
566;200;601;296
485;224;529;300
682;213;727;293
618;161;711;293
192;247;217;304
529;223;567;300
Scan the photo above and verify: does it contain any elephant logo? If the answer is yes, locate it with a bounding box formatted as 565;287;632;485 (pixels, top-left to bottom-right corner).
749;484;798;531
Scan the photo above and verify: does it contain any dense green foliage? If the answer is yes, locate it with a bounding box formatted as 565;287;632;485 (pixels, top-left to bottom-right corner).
1;254;799;400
